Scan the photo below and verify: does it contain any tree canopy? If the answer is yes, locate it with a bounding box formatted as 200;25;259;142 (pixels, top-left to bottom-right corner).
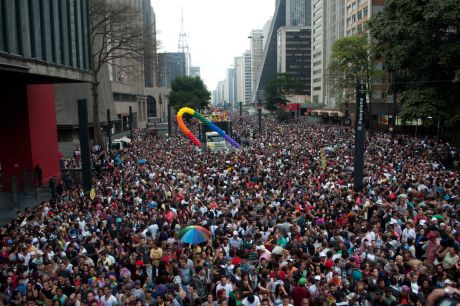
328;35;380;105
265;74;303;111
168;76;211;111
369;0;460;127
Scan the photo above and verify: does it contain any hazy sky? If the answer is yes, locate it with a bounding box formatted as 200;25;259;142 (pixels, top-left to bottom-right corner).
152;0;275;91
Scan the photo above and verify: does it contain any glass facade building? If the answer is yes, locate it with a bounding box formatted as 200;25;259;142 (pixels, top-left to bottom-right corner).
287;0;312;27
0;0;91;71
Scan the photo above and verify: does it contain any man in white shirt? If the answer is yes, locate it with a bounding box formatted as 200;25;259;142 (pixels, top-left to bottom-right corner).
309;276;321;298
229;231;243;250
402;221;416;243
215;275;233;299
241;294;261;306
100;285;118;306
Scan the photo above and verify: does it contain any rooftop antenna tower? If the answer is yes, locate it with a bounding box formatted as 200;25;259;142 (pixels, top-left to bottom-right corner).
178;7;191;75
178;7;189;53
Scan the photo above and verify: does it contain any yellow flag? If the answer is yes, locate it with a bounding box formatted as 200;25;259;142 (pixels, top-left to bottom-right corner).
90;188;96;200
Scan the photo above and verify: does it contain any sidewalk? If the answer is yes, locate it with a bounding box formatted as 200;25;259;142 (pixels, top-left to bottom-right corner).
0;188;51;225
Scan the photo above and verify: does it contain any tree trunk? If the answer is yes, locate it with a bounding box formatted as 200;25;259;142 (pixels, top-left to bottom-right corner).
91;74;103;146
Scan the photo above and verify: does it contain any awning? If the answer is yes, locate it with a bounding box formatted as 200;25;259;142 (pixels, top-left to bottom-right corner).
311;109;344;117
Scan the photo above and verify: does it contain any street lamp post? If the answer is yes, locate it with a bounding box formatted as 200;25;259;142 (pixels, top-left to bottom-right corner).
106;109;112;153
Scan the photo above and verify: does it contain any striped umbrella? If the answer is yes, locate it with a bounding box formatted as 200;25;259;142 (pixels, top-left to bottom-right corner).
177;225;211;245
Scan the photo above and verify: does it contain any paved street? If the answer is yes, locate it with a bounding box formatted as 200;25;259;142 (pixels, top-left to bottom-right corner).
0;188;51;225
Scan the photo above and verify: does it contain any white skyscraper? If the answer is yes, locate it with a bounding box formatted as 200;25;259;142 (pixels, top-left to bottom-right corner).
234;51;253;105
243;50;252;104
311;0;344;106
235;56;245;104
249;29;264;100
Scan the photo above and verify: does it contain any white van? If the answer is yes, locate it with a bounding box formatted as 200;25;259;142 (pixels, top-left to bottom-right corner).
205;132;227;152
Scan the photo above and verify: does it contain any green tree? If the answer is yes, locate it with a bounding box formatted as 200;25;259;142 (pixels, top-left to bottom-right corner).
369;0;460;128
168;76;211;110
328;35;381;128
265;74;303;111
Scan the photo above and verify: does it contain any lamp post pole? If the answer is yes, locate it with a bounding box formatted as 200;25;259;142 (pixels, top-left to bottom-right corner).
129;106;133;140
106;109;112;152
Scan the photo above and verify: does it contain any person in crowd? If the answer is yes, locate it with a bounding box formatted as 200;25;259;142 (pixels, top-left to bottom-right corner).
0;117;459;306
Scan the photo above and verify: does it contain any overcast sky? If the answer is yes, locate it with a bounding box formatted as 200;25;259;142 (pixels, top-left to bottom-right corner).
152;0;275;91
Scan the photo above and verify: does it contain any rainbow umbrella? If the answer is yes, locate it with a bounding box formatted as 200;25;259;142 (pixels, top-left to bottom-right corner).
177;225;211;245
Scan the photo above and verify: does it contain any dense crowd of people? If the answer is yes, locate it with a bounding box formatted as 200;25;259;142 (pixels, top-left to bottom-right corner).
1;117;459;306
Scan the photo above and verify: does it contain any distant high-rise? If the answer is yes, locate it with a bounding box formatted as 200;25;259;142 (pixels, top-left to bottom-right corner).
253;0;315;102
224;68;236;107
287;0;311;26
243;51;252;104
311;0;345;107
190;66;201;78
249;29;264;101
252;0;287;102
215;81;225;105
277;27;312;96
235;56;245;104
158;52;186;87
142;0;158;87
234;51;253;105
262;18;272;49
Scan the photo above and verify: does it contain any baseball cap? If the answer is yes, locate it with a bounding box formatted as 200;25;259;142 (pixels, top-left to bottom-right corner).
298;278;306;286
314;275;321;281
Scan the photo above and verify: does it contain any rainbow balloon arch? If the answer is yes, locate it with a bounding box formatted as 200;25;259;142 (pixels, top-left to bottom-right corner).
176;107;240;149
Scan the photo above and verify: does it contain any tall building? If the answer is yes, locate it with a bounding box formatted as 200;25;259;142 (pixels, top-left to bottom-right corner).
0;0;92;190
277;27;312;96
224;68;236;107
262;19;273;49
287;0;312;26
216;81;225;105
252;0;286;102
158;52;187;87
142;0;158;87
235;56;245;104
344;0;391;125
249;29;264;100
190;66;201;77
243;51;252;104
311;0;345;107
344;0;384;36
